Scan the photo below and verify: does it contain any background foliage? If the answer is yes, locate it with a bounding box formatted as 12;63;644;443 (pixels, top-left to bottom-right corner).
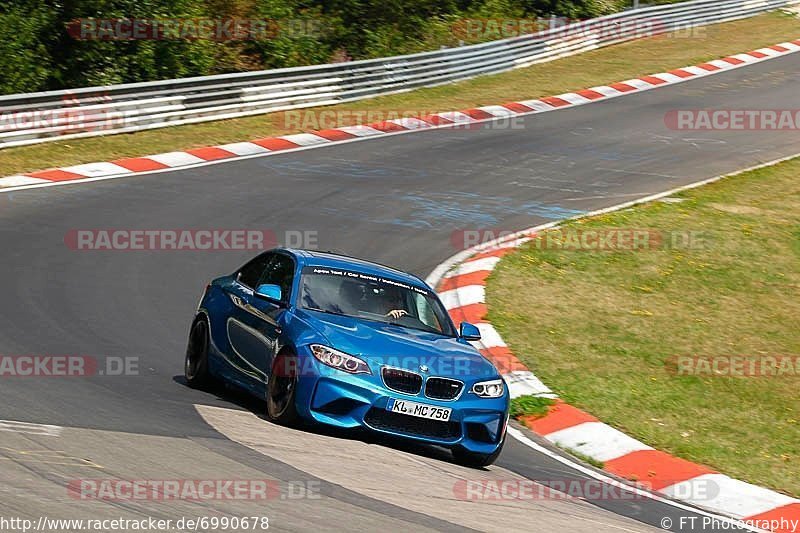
0;0;643;94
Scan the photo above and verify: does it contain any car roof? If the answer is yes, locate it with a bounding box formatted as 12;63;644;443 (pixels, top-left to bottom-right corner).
285;249;430;289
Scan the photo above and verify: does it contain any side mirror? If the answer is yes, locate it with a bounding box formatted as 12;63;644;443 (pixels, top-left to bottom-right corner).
255;283;283;303
459;322;481;341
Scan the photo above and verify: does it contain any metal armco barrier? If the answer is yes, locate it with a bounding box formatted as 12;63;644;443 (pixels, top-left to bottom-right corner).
1;0;797;148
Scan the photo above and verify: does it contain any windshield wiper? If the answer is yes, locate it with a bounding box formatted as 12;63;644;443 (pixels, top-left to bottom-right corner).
381;318;444;336
304;307;345;317
305;308;453;336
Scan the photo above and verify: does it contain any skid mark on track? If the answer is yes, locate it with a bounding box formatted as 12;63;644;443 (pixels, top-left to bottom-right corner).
257;158;430;180
0;420;62;437
0;447;103;468
331;191;585;229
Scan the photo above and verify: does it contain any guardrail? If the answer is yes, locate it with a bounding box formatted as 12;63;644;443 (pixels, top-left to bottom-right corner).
1;0;797;148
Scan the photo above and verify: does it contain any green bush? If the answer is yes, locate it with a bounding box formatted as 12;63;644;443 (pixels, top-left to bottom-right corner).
47;0;219;88
0;0;645;94
510;395;556;418
0;0;54;94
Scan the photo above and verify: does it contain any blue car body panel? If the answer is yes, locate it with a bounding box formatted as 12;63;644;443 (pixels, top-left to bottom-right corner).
195;248;509;454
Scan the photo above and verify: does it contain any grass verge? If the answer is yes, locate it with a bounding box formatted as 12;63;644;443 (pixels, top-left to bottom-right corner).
510;395;555;418
486;157;800;497
2;11;799;176
556;445;606;470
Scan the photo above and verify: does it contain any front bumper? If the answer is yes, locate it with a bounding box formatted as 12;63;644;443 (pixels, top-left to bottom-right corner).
295;362;508;455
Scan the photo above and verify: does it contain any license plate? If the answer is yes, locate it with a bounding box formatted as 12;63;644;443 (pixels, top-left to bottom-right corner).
387;398;452;421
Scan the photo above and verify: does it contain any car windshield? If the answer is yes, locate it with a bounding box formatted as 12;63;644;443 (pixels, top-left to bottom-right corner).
299;266;455;336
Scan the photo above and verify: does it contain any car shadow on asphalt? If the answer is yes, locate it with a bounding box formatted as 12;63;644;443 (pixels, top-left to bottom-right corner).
172;374;458;466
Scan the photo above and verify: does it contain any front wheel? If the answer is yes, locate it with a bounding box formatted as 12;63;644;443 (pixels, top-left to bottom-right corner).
452;438;505;468
266;352;300;425
185;317;212;389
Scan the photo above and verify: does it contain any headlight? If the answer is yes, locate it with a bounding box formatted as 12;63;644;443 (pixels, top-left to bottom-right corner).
310;344;371;375
471;379;505;398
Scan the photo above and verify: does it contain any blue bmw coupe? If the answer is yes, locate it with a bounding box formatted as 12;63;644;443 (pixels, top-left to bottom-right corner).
185;248;509;466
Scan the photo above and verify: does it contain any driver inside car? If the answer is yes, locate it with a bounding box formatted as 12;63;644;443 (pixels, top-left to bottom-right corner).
381;286;409;320
338;279;409;320
338;279;369;315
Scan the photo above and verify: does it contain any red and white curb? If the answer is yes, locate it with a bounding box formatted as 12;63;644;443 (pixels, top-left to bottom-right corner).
2;39;800;190
426;162;800;532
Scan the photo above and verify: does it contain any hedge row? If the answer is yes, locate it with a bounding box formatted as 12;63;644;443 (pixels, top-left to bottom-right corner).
0;0;634;94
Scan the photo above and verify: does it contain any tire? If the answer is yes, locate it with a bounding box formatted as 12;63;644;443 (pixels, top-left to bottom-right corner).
452;437;505;468
185;317;212;389
266;351;300;425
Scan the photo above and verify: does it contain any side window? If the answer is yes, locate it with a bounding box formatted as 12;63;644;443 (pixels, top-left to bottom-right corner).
257;254;295;302
237;253;273;289
414;293;442;332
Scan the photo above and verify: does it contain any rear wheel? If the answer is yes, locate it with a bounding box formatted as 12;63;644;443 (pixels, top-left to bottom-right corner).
452;437;505;468
266;352;300;425
185;317;212;389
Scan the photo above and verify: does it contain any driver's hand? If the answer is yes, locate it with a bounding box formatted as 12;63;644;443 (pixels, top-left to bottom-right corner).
386;309;408;319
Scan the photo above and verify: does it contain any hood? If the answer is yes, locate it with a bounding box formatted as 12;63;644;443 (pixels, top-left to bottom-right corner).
295;309;498;379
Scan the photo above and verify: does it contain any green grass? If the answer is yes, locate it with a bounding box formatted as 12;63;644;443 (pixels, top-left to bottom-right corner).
487;159;800;497
2;11;798;177
556;445;606;470
510;395;555;418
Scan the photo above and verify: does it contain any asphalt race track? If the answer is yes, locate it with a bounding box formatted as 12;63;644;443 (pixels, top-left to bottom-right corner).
1;51;799;532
